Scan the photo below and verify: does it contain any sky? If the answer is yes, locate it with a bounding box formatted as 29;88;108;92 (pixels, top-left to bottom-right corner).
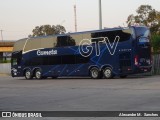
0;0;160;40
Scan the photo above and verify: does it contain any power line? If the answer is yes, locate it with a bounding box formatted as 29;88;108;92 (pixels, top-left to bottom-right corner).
74;4;77;32
99;0;102;30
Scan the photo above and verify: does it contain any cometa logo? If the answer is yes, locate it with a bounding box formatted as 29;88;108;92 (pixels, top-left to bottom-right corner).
37;49;57;56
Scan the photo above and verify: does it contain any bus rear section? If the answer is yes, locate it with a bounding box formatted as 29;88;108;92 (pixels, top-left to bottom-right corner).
134;27;152;73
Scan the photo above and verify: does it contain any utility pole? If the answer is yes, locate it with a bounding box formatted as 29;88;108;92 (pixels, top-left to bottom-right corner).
0;30;3;41
99;0;102;30
74;4;77;32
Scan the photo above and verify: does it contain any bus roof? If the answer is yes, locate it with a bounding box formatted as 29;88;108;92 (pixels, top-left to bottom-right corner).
13;26;148;52
16;26;147;41
19;27;131;40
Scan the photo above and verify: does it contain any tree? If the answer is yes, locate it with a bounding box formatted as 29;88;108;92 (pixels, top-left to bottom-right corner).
30;24;66;37
126;5;160;34
152;35;160;53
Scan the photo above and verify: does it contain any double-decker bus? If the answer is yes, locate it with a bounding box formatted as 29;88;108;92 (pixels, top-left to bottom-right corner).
11;26;152;79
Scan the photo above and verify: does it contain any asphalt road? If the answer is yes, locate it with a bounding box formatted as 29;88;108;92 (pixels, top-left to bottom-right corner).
0;75;160;120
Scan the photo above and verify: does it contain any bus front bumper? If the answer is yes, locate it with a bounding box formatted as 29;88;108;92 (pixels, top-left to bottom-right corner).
136;66;152;73
11;68;23;77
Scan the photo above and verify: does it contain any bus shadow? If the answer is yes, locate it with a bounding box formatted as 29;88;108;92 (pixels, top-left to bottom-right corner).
16;75;153;81
125;74;153;79
17;77;92;81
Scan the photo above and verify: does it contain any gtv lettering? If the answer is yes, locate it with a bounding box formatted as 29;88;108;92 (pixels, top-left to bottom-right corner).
79;36;120;57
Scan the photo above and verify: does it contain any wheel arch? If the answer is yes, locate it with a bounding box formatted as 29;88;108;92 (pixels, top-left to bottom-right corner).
32;67;42;76
101;64;113;71
88;65;100;75
23;67;31;76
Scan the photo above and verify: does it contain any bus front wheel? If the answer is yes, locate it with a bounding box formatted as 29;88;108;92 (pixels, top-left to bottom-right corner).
90;67;101;79
25;69;33;80
103;67;114;79
35;69;42;79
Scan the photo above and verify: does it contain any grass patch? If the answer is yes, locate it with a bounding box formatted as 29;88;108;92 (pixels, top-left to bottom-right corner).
0;59;11;63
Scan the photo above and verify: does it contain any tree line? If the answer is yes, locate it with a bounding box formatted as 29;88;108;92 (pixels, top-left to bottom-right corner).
127;5;160;35
29;24;66;37
126;5;160;54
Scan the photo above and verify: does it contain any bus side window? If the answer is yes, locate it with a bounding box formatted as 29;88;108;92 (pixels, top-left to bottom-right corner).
57;36;68;47
61;55;75;64
53;37;57;47
68;36;76;46
48;56;61;65
76;55;90;64
70;34;83;46
56;35;76;47
91;30;131;43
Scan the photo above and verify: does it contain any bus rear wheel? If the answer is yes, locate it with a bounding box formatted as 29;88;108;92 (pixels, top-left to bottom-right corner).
35;69;42;79
103;67;114;79
25;69;33;80
90;67;101;79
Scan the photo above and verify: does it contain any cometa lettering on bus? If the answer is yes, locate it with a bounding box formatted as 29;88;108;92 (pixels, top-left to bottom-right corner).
37;49;57;56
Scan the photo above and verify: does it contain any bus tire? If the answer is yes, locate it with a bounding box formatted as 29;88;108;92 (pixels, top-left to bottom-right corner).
90;67;101;79
103;67;114;79
35;69;42;79
120;75;127;78
24;69;33;80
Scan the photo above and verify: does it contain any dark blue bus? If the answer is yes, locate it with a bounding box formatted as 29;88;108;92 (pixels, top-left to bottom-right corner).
11;26;152;79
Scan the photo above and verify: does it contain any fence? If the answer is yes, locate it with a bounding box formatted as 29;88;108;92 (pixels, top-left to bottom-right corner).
0;63;11;74
142;54;160;76
150;54;160;75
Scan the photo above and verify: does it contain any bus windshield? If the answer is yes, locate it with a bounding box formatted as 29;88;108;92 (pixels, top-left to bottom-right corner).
136;27;151;45
11;51;22;66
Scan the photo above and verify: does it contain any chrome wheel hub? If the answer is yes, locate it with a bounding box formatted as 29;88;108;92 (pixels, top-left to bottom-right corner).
104;69;111;78
36;71;41;79
92;70;98;78
26;71;31;79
